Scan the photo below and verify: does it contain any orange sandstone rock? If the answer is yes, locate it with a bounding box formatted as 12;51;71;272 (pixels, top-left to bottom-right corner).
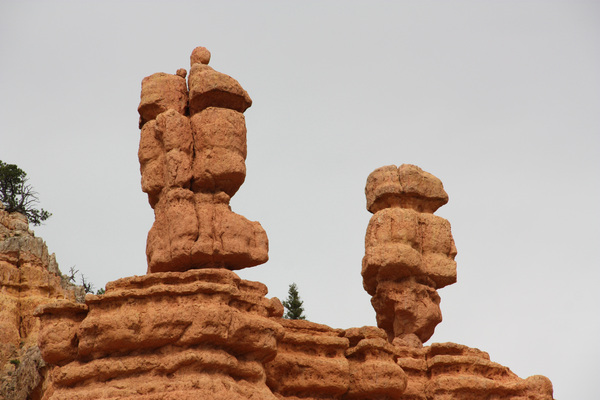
363;164;554;399
394;342;554;400
366;164;448;214
146;192;268;272
36;269;285;400
371;279;442;344
190;108;247;196
264;321;406;400
137;47;267;273
0;205;83;400
265;319;350;398
0;206;82;360
138;73;188;128
344;326;407;399
35;301;87;367
188;65;252;115
190;46;211;66
362;164;456;344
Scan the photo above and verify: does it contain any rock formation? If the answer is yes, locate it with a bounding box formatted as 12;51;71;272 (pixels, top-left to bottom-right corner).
137;46;267;273
362;164;553;399
31;47;555;400
0;204;83;400
395;341;553;399
265;321;407;399
36;269;286;399
362;164;457;346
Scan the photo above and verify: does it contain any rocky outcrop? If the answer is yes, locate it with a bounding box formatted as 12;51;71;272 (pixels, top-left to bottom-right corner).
343;326;407;399
1;346;48;400
395;341;553;400
35;270;410;400
138;46;267;273
32;47;555;400
0;204;83;400
265;321;406;399
265;319;351;398
35;269;285;400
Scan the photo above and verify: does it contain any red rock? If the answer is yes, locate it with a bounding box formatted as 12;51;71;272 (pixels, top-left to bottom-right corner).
0;206;83;399
265;319;350;398
188;63;252;115
362;208;457;294
344;327;407;399
146;191;268;272
34;301;87;366
0;208;83;360
36;269;285;400
395;342;554;400
137;48;267;273
190;108;247;196
137;73;188;128
371;279;442;344
363;165;553;398
362;165;456;344
190;46;211;66
263;321;407;399
366;164;448;214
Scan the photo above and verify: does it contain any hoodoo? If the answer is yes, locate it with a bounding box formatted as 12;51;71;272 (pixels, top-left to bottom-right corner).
138;46;267;273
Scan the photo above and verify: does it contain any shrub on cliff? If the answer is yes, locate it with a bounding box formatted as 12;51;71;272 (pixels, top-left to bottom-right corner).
0;160;51;225
282;283;306;320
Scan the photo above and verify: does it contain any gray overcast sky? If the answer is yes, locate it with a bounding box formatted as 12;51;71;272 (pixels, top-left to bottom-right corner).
1;1;598;398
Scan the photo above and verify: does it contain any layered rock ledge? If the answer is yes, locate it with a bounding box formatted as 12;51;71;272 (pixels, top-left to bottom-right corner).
35;270;411;400
35;269;282;399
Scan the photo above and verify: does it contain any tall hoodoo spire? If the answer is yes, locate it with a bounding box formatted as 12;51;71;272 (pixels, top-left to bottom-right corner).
362;164;457;345
137;46;267;273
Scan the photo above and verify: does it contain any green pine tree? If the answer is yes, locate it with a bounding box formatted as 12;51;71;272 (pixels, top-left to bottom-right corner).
0;160;51;225
282;283;306;320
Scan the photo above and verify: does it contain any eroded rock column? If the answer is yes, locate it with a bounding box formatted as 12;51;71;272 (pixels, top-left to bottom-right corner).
138;46;268;273
362;164;457;346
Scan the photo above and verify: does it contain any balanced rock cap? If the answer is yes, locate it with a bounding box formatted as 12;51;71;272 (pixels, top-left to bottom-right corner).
366;164;448;214
187;63;252;115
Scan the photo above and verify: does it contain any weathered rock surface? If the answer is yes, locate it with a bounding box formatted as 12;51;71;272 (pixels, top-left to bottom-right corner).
265;321;407;399
0;205;83;400
36;269;285;400
394;341;553;400
343;326;407;399
363;164;554;399
138;46;267;273
35;268;408;400
363;164;457;345
265;319;350;398
1;346;48;400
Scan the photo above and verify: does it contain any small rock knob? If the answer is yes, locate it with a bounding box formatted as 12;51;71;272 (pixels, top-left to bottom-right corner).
190;46;211;66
